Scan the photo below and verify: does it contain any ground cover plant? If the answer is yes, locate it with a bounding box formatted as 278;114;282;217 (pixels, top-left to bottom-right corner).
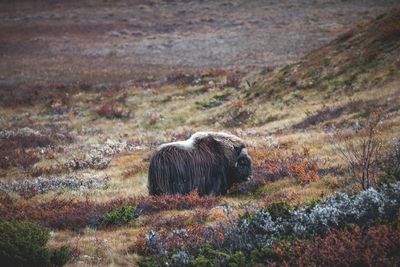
138;181;400;266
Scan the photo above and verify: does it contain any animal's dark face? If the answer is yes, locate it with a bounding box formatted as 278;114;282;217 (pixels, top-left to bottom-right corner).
235;148;252;182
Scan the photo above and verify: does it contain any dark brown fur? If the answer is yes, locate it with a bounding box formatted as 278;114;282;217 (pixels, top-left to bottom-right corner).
148;133;252;196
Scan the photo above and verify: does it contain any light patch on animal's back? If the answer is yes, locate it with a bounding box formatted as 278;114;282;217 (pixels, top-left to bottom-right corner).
157;131;242;151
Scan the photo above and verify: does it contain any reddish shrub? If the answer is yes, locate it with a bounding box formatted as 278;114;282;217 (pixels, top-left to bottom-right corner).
289;159;320;185
0;197;116;229
0;83;95;107
0;192;220;229
0;134;53;168
96;103;130;119
0;149;40;169
252;151;290;181
251;148;320;186
230;148;320;195
0;127;73;169
274;223;400;266
225;72;243;88
1;134;54;149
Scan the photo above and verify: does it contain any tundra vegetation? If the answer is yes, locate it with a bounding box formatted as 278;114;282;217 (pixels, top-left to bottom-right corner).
0;2;400;266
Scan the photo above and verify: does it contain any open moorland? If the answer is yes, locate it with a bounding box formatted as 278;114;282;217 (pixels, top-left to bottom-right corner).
0;1;400;266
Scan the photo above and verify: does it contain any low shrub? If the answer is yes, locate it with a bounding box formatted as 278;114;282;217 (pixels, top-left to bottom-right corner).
252;149;320;186
274;223;400;266
101;205;137;226
231;148;321;196
0;149;40;169
0;220;71;267
50;246;72;267
139;255;168;267
67;139;135;170
333;112;384;190
249;248;280;266
289;158;320;185
0;192;220;229
264;202;293;221
193;246;246;267
96;103;130;119
0;175;109;195
150;245;247;267
0;220;50;267
138;182;400;266
0;127;73;169
133;224;226;256
223;182;400;253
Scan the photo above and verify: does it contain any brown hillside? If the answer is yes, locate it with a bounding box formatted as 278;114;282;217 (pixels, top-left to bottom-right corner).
250;10;400;99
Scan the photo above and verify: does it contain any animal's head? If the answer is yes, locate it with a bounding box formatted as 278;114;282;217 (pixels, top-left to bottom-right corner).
210;133;253;182
234;146;252;182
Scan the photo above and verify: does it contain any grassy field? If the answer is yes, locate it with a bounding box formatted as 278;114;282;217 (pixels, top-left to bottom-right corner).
0;3;400;267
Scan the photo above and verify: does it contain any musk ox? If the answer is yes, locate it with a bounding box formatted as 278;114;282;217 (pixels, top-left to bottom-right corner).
148;132;252;196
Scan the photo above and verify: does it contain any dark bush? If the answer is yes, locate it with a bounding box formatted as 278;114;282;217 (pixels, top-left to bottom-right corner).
227;251;246;267
265;202;292;221
50;246;71;267
189;245;246;267
101;205;137;226
139;255;167;267
250;248;280;265
191;255;213;267
0;220;50;267
0;220;70;267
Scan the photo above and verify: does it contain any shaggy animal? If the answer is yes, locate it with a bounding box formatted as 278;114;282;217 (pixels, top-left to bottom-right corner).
148;132;252;196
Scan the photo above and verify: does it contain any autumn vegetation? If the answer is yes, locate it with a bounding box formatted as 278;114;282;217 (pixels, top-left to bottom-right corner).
0;6;399;267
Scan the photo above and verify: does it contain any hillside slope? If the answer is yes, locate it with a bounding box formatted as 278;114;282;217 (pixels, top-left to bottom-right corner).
250;10;400;99
204;10;400;133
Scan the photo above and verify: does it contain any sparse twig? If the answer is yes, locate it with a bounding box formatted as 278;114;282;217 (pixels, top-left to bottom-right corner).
333;112;384;190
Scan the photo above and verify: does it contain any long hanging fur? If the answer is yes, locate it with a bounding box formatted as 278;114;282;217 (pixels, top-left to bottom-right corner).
148;132;252;196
